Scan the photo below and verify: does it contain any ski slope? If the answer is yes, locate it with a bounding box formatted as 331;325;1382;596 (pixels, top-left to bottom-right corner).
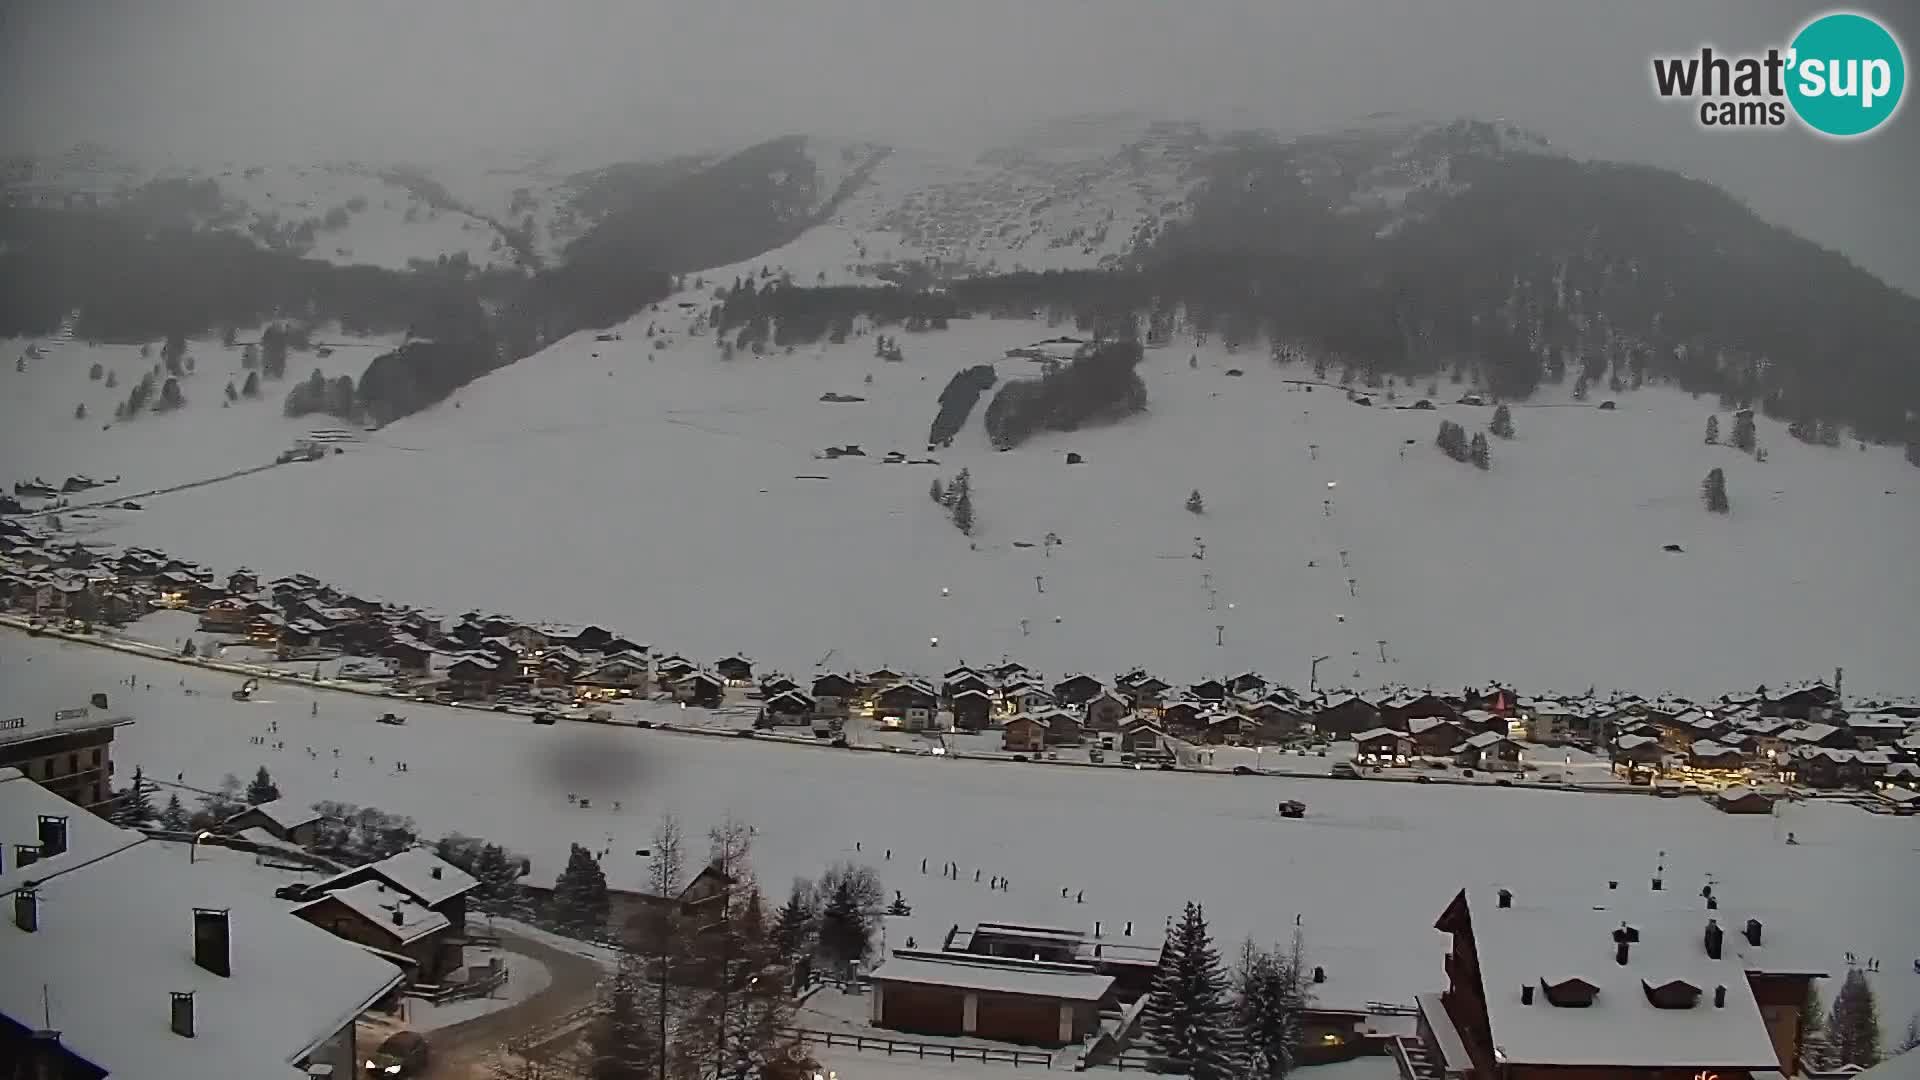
28;301;1918;701
5;632;1914;1023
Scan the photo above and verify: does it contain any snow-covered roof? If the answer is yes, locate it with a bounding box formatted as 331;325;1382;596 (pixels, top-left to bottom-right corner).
1783;723;1842;744
1691;740;1742;758
0;768;143;893
1458;888;1789;1069
314;848;477;908
225;797;320;833
0;807;403;1080
297;879;449;945
0;685;136;747
1614;734;1661;751
1352;727;1402;743
1408;717;1462;735
869;951;1115;1001
1858;1049;1920;1080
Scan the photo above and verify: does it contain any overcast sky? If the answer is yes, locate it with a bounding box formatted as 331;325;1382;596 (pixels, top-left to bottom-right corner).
2;0;1914;290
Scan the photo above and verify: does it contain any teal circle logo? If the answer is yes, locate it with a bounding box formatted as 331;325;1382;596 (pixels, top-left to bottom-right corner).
1786;12;1906;137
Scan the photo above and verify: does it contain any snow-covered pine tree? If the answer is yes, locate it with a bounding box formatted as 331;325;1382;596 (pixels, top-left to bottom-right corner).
1469;431;1491;470
817;877;872;981
1827;967;1883;1067
553;843;611;935
1705;414;1720;444
773;878;819;992
1731;410;1757;453
1800;981;1830;1072
114;766;156;827
1703;467;1729;514
952;488;974;535
1489;404;1515;439
1234;935;1307;1078
159;793;190;832
245;766;280;804
1898;1010;1920;1054
1142;902;1244;1080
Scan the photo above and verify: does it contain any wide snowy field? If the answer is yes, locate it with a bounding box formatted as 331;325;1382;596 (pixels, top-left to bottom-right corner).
4;634;1915;1023
12;302;1916;699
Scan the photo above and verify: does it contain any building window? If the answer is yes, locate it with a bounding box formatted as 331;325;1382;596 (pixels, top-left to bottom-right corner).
90;748;101;768
69;753;80;775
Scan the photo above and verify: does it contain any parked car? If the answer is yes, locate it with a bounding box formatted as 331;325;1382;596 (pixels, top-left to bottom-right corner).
1330;761;1361;779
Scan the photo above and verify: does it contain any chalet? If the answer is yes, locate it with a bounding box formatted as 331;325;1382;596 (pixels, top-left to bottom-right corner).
759;689;817;727
294;881;458;982
951;689;994;732
1124;675;1171;708
1518;698;1581;744
945;921;1162;1004
1314;694;1380;738
1689;740;1747;772
596;635;647;658
868;949;1113;1048
1409;717;1468;756
576;654;651;693
672;671;726;708
865;666;907;689
1038;706;1084;746
758;675;799;698
306;849;481;936
1119;720;1167;758
653;655;697;688
1188;678;1227;703
1781;722;1854;751
382;636;434;676
1226;671;1268;699
1611;733;1666;775
444;655;507;699
1453;732;1522;772
535;650;587;688
1001;714;1049;754
715;655;754;685
1710;786;1779;815
1052;674;1104;706
1457;709;1508;736
1242;698;1307;744
1790;747;1882;790
1160;699;1205;734
1202;711;1251;746
810;673;859;718
874;681;939;731
1766;682;1841;721
198;597;250;632
1008;684;1055;715
221;799;323;846
1083;689;1132;732
943;665;983;684
1354;728;1413;765
1416;886;1824;1078
1380;692;1461;730
989;661;1029;682
1841;713;1910;749
943;671;993;699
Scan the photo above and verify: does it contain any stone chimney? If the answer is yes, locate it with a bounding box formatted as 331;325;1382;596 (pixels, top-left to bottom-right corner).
192;908;231;977
1613;925;1633;966
430;865;443;880
1497;888;1513;909
1713;985;1727;1009
169;991;195;1038
1520;983;1535;1005
14;888;37;932
391;907;405;926
1743;918;1763;947
1705;919;1724;960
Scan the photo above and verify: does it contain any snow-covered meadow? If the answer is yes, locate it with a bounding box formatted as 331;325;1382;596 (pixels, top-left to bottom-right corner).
16;298;1917;700
4;633;1915;1023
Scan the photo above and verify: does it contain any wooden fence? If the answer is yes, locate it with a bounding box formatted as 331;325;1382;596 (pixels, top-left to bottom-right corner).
781;1026;1054;1068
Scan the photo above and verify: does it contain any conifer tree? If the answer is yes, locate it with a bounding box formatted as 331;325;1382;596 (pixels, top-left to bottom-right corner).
553;842;611;934
159;793;190;832
1470;431;1491;470
1142;902;1244;1080
114;767;156;827
1732;410;1757;453
772;878;819;991
951;488;974;535
1799;981;1829;1071
1703;467;1729;513
587;949;661;1080
1827;967;1883;1068
1234;934;1308;1079
1705;414;1720;444
817;877;871;981
245;765;280;804
1489;403;1515;439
